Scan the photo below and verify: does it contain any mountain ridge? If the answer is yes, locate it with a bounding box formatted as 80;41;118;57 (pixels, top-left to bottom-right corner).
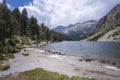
87;3;120;41
53;20;97;40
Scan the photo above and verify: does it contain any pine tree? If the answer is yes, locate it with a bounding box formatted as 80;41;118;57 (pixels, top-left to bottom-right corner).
27;16;39;40
0;0;18;44
20;8;28;36
12;8;21;35
22;8;28;18
0;2;10;43
1;0;8;9
12;8;21;23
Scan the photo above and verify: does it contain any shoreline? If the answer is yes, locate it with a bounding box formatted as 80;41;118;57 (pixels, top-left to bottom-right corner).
0;47;120;80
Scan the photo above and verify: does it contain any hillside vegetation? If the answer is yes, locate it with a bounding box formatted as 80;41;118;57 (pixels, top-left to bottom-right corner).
87;4;120;41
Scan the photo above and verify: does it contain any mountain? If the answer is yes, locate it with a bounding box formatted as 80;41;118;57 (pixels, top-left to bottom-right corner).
53;26;65;33
53;20;97;40
88;4;120;41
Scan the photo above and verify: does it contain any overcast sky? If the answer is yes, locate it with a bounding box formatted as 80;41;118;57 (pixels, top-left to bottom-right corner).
1;0;120;28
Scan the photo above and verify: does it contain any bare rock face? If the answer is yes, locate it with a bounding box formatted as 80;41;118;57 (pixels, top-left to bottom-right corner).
88;4;120;41
96;16;107;31
96;4;120;30
105;4;120;27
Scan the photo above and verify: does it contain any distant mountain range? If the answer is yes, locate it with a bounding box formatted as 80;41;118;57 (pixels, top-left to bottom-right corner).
87;3;120;41
53;3;120;41
53;20;97;40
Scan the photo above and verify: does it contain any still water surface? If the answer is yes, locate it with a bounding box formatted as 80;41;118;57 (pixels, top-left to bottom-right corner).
40;41;120;63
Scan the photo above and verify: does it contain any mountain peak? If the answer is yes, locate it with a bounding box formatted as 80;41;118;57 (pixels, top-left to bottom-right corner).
53;20;97;40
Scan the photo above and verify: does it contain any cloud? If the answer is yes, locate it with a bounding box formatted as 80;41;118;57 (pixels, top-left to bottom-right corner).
0;0;2;3
19;0;120;28
7;3;14;10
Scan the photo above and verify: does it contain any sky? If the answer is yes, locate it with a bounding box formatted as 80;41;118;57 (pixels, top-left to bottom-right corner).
0;0;120;28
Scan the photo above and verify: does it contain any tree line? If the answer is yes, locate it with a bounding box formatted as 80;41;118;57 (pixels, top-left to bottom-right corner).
0;0;69;54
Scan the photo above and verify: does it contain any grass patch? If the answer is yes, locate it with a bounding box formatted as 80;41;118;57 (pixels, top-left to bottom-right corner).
0;54;6;60
6;54;15;59
0;54;12;71
22;53;29;56
0;54;14;60
0;68;97;80
0;64;10;71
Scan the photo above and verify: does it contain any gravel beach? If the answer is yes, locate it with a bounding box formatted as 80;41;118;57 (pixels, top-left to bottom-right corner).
0;48;120;80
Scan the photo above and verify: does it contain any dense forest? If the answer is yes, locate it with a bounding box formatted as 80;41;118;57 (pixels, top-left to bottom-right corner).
0;0;69;55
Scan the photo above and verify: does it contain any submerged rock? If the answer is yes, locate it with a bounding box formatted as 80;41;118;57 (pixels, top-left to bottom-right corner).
117;65;120;68
79;57;96;62
58;52;65;55
45;50;52;53
98;59;110;64
85;58;93;62
111;62;116;66
50;51;65;55
79;59;83;61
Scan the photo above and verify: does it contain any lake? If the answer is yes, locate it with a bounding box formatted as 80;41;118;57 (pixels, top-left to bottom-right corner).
40;41;120;64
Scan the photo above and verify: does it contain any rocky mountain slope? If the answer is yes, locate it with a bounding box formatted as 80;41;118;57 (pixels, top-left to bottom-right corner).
88;4;120;41
53;20;97;40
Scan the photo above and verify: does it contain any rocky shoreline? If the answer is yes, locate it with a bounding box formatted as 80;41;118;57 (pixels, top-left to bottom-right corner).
0;47;120;80
44;49;120;68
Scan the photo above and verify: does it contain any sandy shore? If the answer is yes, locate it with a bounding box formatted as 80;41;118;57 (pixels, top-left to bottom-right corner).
0;48;120;80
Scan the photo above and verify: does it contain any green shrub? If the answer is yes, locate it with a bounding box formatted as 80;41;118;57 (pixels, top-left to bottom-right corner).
3;45;13;54
3;45;20;54
0;54;5;60
3;47;8;54
0;42;3;52
14;48;20;52
6;54;15;59
0;64;10;71
22;53;29;56
0;53;14;61
20;36;31;45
